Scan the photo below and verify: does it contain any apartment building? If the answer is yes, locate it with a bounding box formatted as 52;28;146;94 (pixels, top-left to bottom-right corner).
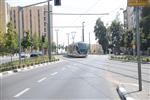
10;5;53;40
0;0;10;33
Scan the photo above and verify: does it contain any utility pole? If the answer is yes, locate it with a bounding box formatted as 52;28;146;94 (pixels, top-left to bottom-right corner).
47;0;51;61
71;32;76;43
82;22;85;42
89;32;91;54
135;7;142;91
56;29;59;54
18;6;22;66
66;33;70;46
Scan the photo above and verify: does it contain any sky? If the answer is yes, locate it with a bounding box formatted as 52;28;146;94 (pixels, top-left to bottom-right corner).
6;0;127;46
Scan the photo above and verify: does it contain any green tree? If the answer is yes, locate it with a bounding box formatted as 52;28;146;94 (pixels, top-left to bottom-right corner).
110;20;123;55
121;30;133;55
5;22;18;54
52;41;56;52
21;31;32;51
32;34;40;50
140;5;150;53
43;38;48;54
94;18;108;54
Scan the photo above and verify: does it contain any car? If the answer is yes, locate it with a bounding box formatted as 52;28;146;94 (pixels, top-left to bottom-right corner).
30;51;43;57
21;52;28;58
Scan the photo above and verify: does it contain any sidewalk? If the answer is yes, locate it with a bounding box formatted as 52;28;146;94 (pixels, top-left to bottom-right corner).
117;83;150;100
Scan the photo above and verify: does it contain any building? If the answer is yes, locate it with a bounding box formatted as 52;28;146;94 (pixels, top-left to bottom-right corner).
10;5;53;40
0;0;10;33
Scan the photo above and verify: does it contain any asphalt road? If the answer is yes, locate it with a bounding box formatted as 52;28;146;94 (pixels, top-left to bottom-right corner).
1;55;150;100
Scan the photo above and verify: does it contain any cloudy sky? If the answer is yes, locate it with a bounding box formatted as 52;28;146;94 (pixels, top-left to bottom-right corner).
6;0;127;45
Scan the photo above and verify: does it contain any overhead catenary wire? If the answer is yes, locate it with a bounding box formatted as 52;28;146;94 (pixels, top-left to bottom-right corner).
51;13;109;15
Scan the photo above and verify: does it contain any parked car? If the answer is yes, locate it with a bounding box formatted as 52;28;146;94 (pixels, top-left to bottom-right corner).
21;52;28;58
30;51;43;57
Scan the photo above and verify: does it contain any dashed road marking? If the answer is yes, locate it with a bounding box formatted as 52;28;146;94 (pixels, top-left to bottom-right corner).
14;88;30;98
37;77;47;83
51;72;58;76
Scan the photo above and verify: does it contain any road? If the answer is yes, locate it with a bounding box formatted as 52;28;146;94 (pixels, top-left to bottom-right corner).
1;55;150;100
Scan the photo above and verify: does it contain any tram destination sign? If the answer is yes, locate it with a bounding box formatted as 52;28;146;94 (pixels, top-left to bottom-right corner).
128;0;149;6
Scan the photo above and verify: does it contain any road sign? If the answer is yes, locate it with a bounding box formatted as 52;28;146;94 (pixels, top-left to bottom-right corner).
128;0;149;6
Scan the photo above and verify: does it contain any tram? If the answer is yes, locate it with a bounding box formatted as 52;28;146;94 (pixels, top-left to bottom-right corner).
67;42;88;57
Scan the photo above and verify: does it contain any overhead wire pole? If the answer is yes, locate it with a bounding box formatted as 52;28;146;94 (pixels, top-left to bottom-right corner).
66;33;70;46
82;22;85;42
135;6;142;91
47;0;52;61
18;6;22;66
55;30;59;54
89;32;91;54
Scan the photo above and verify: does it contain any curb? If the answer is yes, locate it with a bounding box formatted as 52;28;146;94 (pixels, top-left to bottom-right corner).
117;85;134;100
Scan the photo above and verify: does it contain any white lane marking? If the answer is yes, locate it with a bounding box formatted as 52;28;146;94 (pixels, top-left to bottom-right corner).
14;88;30;98
37;77;47;83
51;72;58;76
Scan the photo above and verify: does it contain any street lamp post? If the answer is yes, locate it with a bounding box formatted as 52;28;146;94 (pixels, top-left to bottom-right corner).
82;22;85;42
89;32;91;53
47;0;52;61
66;33;70;46
71;32;76;43
56;29;59;54
18;6;22;66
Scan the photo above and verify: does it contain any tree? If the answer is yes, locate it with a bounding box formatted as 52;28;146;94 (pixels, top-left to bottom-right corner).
121;30;133;55
21;31;32;51
52;41;56;52
5;22;18;54
94;18;108;54
31;34;40;50
140;5;150;54
110;20;123;55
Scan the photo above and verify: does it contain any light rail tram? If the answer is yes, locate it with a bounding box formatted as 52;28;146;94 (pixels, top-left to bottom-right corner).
67;42;88;57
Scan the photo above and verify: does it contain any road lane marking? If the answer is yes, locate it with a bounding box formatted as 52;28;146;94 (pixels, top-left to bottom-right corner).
14;88;30;98
37;77;47;83
51;72;58;76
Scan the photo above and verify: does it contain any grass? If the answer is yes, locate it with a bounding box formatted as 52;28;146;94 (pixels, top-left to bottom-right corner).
0;55;59;72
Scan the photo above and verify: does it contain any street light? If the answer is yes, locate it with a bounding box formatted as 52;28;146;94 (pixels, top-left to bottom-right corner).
82;22;85;42
71;32;76;43
66;33;70;46
55;29;59;54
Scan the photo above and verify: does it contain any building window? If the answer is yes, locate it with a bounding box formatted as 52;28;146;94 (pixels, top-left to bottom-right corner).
44;28;46;32
44;22;47;26
44;17;46;21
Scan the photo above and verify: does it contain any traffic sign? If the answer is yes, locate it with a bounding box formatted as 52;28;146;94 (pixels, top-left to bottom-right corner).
128;0;149;6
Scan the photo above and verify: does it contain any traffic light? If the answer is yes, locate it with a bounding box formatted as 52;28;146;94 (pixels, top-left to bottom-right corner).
54;0;61;6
